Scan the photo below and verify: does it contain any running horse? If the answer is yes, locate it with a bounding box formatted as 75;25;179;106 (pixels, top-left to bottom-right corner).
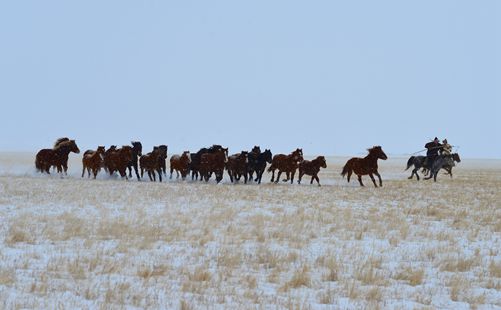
139;146;164;182
127;141;143;181
226;151;249;183
425;153;461;182
268;148;303;184
170;151;191;180
190;145;225;181
341;146;387;187
298;156;327;186
248;149;272;184
35;138;80;174
200;147;228;183
82;146;105;179
104;146;133;179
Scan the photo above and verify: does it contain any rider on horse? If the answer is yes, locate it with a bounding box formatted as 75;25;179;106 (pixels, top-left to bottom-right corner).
424;137;443;171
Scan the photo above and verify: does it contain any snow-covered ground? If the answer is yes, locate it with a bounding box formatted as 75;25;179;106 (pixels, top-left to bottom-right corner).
0;152;500;309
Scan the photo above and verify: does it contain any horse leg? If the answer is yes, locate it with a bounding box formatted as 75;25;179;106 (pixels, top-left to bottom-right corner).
82;165;85;178
270;169;275;183
374;171;383;187
275;171;282;184
347;170;352;183
128;166;132;178
244;172;248;184
315;175;321;186
93;168;98;179
87;167;91;178
290;170;295;184
357;175;364;187
134;163;141;181
157;169;162;182
369;173;378;187
298;171;303;184
282;172;290;182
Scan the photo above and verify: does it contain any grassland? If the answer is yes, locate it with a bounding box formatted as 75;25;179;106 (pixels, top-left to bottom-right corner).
0;153;500;309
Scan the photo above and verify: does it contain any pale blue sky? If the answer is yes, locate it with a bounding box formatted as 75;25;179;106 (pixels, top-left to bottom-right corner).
0;1;499;158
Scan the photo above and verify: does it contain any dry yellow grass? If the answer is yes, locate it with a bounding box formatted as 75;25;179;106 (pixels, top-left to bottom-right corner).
0;154;500;308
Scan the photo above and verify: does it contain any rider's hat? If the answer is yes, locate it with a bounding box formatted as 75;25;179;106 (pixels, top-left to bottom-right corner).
442;139;448;143
434;137;439;142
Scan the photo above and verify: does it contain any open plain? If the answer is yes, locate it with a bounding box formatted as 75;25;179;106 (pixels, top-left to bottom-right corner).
0;153;500;309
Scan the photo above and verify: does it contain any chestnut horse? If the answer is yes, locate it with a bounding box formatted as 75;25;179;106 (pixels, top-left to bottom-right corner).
226;151;249;183
341;146;387;187
82;146;105;179
170;151;191;180
190;145;225;181
35;138;80;174
298;156;327;186
104;146;133;179
127;141;143;181
200;148;228;183
140;147;164;182
268;148;303;184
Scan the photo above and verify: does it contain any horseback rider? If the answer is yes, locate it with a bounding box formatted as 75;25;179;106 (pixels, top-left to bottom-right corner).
424;137;442;171
441;139;452;155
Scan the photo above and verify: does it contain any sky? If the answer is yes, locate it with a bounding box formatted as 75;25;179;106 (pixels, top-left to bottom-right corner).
0;1;499;158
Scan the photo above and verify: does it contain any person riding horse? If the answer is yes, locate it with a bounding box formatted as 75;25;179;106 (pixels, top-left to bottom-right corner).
424;137;443;171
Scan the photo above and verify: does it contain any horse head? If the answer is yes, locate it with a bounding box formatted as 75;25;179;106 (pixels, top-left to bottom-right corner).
292;148;304;162
96;146;105;155
240;151;249;163
69;140;80;154
131;141;143;156
369;146;387;160
252;146;261;154
452;153;461;163
264;149;273;163
318;156;327;168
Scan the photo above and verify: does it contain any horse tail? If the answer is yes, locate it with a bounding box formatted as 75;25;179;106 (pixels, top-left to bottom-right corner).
341;163;351;178
405;156;414;171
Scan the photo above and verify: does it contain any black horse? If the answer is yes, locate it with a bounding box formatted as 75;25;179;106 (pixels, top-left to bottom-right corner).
127;141;143;181
406;153;461;181
248;149;273;184
425;153;461;182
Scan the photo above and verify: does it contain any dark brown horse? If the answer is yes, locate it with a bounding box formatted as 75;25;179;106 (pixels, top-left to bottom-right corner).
170;151;191;180
190;145;226;181
268;148;303;184
200;148;228;183
35;138;80;174
157;145;168;176
82;146;105;179
104;146;133;179
341;146;387;187
127;141;143;181
140;147;164;182
298;156;327;186
226;151;249;184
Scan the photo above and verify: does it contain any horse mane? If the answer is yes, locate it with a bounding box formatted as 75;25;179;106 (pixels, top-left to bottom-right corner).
53;139;74;150
54;137;70;148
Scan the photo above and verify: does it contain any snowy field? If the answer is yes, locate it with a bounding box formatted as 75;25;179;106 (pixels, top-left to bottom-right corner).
0;152;500;309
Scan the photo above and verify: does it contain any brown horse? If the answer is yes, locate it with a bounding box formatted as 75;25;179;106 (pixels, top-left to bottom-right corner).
82;146;105;179
298;156;327;186
170;151;191;180
140;147;164;182
104;146;133;179
268;148;303;184
35;138;80;174
200;148;228;183
341;146;387;187
226;151;249;183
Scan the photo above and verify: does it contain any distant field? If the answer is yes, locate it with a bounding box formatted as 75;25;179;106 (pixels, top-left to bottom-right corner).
0;153;500;309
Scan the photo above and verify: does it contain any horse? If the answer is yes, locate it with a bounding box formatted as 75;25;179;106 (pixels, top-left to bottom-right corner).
170;151;191;180
247;146;261;180
139;147;164;182
104;146;133;179
200;148;228;183
226;151;249;184
82;146;105;179
425;153;461;182
405;155;427;181
190;145;225;181
127;141;143;181
247;149;272;184
157;145;168;176
35;138;80;174
298;156;327;186
268;148;303;184
341;146;387;187
103;145;117;172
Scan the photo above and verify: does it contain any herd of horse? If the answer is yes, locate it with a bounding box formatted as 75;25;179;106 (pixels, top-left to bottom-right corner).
34;138;461;186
